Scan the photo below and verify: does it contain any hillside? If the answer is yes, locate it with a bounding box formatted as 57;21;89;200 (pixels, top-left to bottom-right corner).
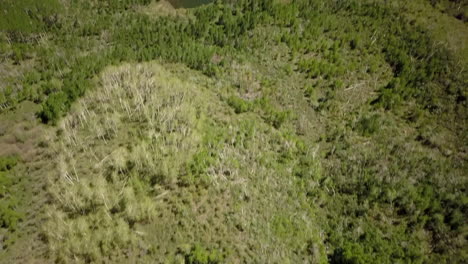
0;0;467;263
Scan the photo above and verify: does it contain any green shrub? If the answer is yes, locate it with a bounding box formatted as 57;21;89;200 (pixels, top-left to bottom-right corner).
0;155;18;171
39;92;68;124
372;87;402;111
185;245;224;264
447;209;463;230
0;155;23;231
0;197;23;230
332;80;344;90
329;242;371;264
355;114;381;136
304;85;316;99
264;109;290;129
227;95;253;114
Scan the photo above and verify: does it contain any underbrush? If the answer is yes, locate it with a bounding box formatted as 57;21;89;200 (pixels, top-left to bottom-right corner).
0;155;22;231
0;155;25;251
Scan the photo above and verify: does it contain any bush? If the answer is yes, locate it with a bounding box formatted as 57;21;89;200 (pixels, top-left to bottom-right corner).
227;95;253;114
329;242;371;264
372;87;402;111
184;245;224;264
355;114;380;136
264;109;290;129
39;92;68;124
0;155;18;171
0;196;23;230
0;155;23;231
304;85;316;99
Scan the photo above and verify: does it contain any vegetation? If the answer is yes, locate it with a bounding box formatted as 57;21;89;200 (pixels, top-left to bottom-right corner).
0;0;466;263
0;155;22;231
0;154;27;254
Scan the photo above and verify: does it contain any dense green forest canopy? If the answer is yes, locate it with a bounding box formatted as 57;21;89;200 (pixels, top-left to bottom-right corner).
0;0;466;263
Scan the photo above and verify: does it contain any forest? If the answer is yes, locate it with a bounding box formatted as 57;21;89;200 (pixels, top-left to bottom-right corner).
0;0;466;263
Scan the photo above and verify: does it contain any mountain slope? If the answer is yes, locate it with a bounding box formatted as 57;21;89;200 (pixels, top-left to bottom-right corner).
0;0;466;263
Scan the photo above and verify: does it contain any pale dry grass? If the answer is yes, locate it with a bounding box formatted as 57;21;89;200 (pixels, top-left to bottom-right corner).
136;0;188;18
46;62;207;262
